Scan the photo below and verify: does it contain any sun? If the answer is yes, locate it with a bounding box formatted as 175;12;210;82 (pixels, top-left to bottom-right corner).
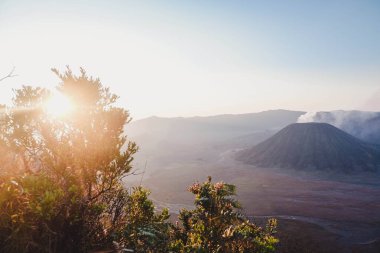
44;92;73;117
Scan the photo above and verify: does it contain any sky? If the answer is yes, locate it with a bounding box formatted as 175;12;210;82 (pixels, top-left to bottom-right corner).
0;0;379;119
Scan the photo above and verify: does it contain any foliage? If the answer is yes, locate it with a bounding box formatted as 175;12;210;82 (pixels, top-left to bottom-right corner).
171;177;278;253
118;187;172;253
0;67;137;252
0;68;277;253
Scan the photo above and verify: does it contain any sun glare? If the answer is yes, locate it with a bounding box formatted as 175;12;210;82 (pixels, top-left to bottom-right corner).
44;92;73;117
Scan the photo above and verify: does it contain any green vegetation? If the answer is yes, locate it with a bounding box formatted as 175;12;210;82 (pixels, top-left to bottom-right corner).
171;177;278;252
0;68;277;252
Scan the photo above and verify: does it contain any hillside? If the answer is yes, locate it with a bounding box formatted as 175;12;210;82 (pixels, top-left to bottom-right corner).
125;110;305;167
126;109;305;143
236;123;380;172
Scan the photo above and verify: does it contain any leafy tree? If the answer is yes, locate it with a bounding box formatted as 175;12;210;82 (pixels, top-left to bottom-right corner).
171;177;278;253
0;67;138;252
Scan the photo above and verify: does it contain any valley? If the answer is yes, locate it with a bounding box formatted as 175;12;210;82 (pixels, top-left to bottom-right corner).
126;147;380;252
124;110;380;252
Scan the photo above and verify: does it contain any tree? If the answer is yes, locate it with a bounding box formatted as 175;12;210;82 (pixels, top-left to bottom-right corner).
171;177;278;253
0;67;138;252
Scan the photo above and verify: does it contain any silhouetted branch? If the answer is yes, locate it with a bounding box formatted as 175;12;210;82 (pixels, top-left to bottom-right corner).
0;66;17;82
139;161;148;186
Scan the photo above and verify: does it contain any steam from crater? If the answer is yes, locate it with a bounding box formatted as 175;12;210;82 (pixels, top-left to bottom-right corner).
297;111;380;144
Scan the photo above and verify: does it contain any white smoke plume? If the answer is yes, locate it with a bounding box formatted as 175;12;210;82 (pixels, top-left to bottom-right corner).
297;110;380;144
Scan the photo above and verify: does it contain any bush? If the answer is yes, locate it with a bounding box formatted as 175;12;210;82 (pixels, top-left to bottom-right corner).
171;177;278;253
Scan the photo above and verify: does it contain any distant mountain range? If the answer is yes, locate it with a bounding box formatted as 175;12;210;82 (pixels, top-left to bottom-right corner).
125;110;305;170
125;110;304;157
125;109;380;171
236;123;380;172
127;109;304;145
127;110;380;149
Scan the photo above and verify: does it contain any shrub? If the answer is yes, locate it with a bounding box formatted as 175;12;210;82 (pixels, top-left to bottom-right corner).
171;177;278;253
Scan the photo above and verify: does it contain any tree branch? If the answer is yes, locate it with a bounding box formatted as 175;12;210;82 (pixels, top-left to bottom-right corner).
0;67;17;82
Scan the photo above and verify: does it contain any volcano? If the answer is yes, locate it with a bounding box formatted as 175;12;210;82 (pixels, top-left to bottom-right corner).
236;123;380;172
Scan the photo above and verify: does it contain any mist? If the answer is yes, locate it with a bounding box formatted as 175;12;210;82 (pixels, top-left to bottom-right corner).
298;110;380;144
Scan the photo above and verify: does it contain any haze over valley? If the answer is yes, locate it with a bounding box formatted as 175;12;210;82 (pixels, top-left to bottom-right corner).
126;109;380;252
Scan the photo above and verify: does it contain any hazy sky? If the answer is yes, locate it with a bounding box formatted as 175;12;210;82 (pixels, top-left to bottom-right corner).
1;0;379;119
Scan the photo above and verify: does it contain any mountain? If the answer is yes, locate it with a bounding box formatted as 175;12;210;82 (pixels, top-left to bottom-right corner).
125;110;305;153
236;123;380;172
127;109;304;138
125;109;305;171
126;109;305;146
